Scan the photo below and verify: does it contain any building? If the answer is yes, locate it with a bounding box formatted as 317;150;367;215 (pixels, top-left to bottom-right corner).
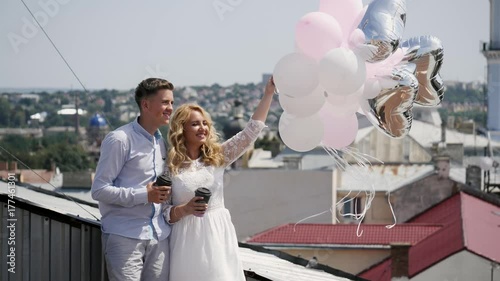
482;0;500;131
0;161;62;189
390;157;468;223
87;113;109;147
359;188;500;281
274;146;337;170
353;112;500;165
334;163;439;225
224;169;335;240
335;155;470;225
0;128;43;139
56;104;87;116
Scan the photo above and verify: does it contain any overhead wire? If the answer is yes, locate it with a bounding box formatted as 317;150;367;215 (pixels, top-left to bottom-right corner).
2;0;122;221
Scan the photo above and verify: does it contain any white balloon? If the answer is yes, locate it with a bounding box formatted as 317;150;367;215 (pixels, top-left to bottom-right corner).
279;86;326;118
480;157;495;171
279;112;324;152
319;47;366;96
274;53;319;98
363;78;381;99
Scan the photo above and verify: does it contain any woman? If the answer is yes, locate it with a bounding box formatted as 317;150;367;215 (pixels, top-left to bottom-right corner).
165;77;275;281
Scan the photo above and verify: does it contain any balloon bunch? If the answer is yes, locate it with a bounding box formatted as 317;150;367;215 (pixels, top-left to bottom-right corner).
275;0;444;152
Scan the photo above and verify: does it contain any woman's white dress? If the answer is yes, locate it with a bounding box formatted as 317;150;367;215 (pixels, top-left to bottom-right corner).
168;119;265;281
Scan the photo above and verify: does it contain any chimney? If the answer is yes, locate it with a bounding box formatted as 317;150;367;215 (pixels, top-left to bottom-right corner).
9;161;18;171
441;122;446;144
283;156;302;170
433;155;450;179
466;165;482;189
446;115;455;129
0;161;8;171
446;143;464;165
391;243;411;281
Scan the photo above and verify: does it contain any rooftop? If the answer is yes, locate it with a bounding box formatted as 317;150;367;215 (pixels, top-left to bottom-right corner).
239;244;365;281
247;223;442;247
337;164;436;193
359;191;500;280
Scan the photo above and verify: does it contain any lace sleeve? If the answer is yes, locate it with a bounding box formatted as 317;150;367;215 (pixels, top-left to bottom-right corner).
222;119;266;167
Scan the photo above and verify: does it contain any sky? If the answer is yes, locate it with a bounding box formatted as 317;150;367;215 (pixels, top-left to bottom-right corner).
0;0;491;90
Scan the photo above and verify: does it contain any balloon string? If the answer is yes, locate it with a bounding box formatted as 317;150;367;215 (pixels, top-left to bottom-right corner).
292;146;390;237
385;191;397;229
293;209;332;232
342;147;397;234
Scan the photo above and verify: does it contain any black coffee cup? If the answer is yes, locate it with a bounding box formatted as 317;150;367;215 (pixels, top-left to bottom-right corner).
194;187;211;203
194;188;211;217
155;174;172;204
154;174;172;186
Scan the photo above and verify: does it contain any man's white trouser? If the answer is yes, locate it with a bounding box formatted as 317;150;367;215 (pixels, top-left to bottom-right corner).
102;233;169;281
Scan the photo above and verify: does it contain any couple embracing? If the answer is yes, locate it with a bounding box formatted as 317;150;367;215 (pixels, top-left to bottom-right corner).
91;77;275;281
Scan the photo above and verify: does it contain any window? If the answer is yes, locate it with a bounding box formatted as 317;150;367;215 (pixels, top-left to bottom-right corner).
403;137;410;161
341;197;362;223
282;156;301;170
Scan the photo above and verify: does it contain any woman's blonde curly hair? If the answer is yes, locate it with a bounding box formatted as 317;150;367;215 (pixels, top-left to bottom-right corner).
168;103;225;175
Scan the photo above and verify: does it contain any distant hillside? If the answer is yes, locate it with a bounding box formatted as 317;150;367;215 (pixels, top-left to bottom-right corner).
442;81;485;104
0;88;73;94
440;81;486;127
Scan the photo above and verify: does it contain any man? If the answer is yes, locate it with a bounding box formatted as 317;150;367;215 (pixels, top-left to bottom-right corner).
91;78;174;280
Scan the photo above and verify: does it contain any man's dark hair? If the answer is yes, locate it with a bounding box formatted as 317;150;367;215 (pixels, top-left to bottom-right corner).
135;78;174;109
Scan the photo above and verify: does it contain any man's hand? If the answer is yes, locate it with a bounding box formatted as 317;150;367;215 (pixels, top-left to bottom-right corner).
146;182;171;203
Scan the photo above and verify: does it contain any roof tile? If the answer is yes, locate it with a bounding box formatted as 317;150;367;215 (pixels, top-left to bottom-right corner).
248;224;442;246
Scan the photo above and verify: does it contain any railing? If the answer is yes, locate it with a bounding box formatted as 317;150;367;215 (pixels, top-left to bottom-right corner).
481;41;500;52
0;194;107;281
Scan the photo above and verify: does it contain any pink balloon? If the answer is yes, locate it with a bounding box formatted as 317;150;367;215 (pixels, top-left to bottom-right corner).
325;86;363;116
295;12;343;60
365;61;390;79
319;0;363;41
350;5;368;35
319;104;358;149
